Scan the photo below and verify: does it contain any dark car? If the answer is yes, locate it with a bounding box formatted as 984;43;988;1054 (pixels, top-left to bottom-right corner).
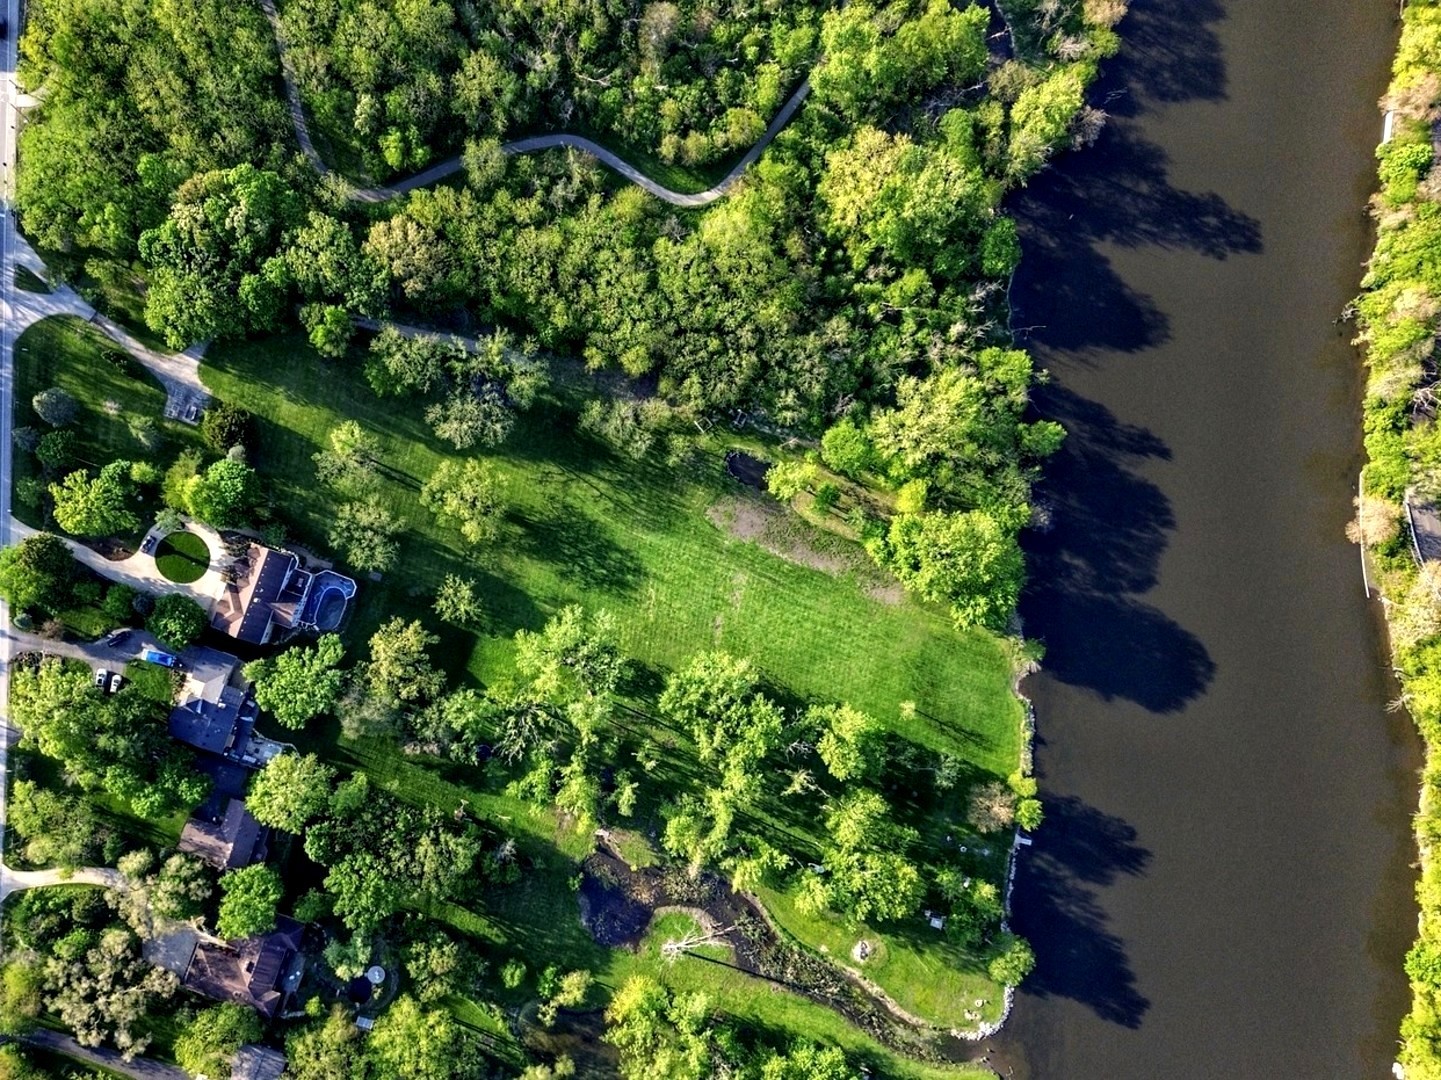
105;628;131;648
1;19;9;39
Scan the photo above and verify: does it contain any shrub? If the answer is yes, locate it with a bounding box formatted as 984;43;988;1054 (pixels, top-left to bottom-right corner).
32;387;77;427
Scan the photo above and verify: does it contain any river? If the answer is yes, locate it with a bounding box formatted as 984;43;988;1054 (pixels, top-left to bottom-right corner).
986;0;1422;1076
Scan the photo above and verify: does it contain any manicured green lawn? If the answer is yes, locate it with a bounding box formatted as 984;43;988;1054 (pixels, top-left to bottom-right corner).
201;331;1023;773
154;530;209;584
13;317;204;534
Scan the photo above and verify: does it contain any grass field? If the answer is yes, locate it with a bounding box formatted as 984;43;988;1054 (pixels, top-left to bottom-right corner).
13;317;204;534
202;331;1023;772
202;329;1025;1049
154;530;210;584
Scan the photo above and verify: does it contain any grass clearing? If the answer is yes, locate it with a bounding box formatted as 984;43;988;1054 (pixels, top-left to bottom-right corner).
14;265;49;293
201;331;1023;768
154;530;210;584
13;317;204;534
198;330;1025;1053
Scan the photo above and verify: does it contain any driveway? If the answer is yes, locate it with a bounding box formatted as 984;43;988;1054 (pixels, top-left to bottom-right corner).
10;519;229;617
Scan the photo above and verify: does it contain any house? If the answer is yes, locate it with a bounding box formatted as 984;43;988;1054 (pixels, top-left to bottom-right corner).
167;646;287;768
178;797;269;871
232;1045;287;1080
183;916;307;1020
210;542;356;645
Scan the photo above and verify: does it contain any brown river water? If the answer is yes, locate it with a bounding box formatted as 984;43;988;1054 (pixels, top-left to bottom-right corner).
985;0;1423;1076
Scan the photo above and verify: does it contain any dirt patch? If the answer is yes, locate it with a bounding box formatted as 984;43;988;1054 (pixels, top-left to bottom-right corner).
707;494;868;578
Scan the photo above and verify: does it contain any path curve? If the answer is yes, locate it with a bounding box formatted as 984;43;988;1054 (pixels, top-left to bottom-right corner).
258;0;810;207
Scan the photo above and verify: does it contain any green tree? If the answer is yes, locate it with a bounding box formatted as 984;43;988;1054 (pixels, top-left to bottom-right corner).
986;932;1036;987
247;753;336;833
366;618;444;704
605;976;718;1080
174;1003;262;1080
35;429;78;472
50;463;140;537
217;865;283;940
433;574;483;626
0;534;79;615
184;457;259;528
147;593;207;649
244;634;346;729
44;927;178;1058
328;498;401;572
809;703;878;783
285;1007;371;1080
368;995;482;1079
140;164;304;348
765;460;818;501
420;459;504;544
8;779;107;870
882;509;1025;630
199;403;254;454
313;421;381;492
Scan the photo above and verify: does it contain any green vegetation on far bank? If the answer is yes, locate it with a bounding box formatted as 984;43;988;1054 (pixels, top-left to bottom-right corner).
1354;1;1441;1075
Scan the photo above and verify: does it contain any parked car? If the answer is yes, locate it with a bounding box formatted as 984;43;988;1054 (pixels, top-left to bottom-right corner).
108;672;125;694
93;668;111;689
140;648;179;668
104;628;131;647
1;19;9;39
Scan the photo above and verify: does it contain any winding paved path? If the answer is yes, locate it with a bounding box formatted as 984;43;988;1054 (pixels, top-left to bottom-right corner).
259;0;811;206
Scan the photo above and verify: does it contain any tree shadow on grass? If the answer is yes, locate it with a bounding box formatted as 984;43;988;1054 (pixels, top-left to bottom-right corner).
508;503;645;600
1009;794;1151;1028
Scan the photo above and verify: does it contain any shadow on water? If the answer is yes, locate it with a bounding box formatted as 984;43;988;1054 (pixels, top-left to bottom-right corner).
1010;0;1257;715
1020;384;1215;713
1009;792;1153;1028
1002;0;1252;1042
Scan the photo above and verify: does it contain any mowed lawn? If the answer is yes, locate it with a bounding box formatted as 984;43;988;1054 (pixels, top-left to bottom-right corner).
198;331;1023;1048
201;331;1022;774
13;316;204;533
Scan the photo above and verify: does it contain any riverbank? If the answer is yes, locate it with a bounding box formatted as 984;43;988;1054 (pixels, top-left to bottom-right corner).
1354;3;1441;1075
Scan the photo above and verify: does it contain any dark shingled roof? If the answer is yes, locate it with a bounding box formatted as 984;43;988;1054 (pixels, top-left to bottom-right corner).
168;687;255;757
236;547;298;644
178;798;269;870
184;917;306;1019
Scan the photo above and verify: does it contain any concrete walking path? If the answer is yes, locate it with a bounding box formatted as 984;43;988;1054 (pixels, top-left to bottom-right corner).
5;226;210;421
259;0;811;207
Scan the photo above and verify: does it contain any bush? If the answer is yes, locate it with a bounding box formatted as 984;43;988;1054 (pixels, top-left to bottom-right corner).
32;387;76;427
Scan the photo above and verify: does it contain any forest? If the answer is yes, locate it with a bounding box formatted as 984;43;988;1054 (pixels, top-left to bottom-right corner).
0;0;1121;1075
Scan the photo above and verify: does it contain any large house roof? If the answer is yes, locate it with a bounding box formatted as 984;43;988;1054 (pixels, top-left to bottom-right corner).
211;544;299;645
183;916;306;1019
178;798;269;871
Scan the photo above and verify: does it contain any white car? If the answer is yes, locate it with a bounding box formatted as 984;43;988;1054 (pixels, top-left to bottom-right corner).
93;668;110;690
107;672;124;694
